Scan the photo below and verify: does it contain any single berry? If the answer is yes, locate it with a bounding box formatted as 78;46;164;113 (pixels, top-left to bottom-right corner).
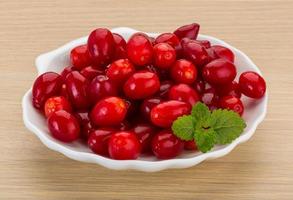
123;71;160;99
90;97;127;126
126;33;153;66
108;131;141;160
153;43;176;69
202;58;236;85
171;59;197;84
150;100;191;128
47;110;80;142
32;72;63;110
151;130;184;159
70;44;92;70
239;71;266;99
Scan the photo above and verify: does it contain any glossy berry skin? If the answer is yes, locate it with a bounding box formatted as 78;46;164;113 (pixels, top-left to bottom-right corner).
194;78;206;94
150;100;191;128
80;66;104;80
47;110;80;142
106;59;135;84
70;44;92;70
158;80;173;99
61;66;76;80
90;97;127;126
88;75;118;104
44;96;72;117
184;140;197;150
201;88;220;110
112;33;127;60
132;123;157;153
65;71;90;109
239;71;266;99
202;59;237;85
126;33;153;66
171;59;197;84
123;71;160;99
87;28;115;67
155;33;180;47
182;40;210;67
32;72;63;110
153;43;176;69
209;45;234;63
173;23;200;39
216;81;242;98
151;130;184;159
168;84;200;106
140;97;163;120
88;128;115;156
108;131;141;160
219;95;244;116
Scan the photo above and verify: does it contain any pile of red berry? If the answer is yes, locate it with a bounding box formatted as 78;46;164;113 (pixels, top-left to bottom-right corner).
31;23;266;160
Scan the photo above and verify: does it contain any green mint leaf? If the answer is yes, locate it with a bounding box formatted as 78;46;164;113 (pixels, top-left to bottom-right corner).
172;115;195;140
209;109;246;144
194;127;216;153
191;102;211;123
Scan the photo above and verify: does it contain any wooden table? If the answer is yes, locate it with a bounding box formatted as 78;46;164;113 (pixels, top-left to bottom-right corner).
1;0;293;199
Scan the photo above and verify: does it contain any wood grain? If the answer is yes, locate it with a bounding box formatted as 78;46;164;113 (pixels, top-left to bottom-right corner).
0;0;293;199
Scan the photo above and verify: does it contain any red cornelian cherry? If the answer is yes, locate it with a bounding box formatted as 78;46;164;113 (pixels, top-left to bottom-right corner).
88;75;118;104
155;33;180;48
150;100;191;128
171;59;197;84
106;59;135;84
216;80;242;98
108;131;141;160
184;140;198;150
47;110;80;142
90;97;127;126
65;71;90;109
126;33;153;66
173;23;200;39
44;96;72;117
87;28;115;67
209;45;234;63
182;39;210;67
168;84;200;106
32;72;63;110
151;130;184;159
70;44;92;70
219;95;244;116
88;128;115;156
239;71;266;99
132;123;157;153
123;71;160;99
140;97;163;120
112;33;127;60
202;58;237;85
153;43;176;69
80;66;104;80
158;80;173;99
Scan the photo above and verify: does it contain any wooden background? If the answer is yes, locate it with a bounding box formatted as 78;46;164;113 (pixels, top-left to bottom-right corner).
0;0;293;199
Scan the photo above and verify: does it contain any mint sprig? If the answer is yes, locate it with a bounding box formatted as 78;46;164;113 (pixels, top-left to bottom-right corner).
171;102;246;153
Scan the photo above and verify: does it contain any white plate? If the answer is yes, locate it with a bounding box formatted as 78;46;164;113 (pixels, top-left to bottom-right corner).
22;27;268;172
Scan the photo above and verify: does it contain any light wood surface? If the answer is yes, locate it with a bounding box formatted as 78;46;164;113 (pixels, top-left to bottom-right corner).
1;0;293;199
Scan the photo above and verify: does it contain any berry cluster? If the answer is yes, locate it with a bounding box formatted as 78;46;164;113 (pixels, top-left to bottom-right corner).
31;23;266;160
